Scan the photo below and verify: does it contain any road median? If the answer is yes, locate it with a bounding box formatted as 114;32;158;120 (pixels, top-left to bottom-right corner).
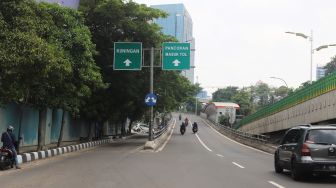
144;120;175;151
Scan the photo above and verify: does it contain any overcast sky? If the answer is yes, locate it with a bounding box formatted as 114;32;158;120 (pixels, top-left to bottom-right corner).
134;0;336;93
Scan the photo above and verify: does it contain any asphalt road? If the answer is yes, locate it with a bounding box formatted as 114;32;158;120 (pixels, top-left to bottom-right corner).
0;114;336;188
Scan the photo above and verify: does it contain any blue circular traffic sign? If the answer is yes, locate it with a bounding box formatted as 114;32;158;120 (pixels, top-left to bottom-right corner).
145;93;157;106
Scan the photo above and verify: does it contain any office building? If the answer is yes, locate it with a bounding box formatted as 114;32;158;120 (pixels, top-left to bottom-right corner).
316;65;327;80
151;4;195;83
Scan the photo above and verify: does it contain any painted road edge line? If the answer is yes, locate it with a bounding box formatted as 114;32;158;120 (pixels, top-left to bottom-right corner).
268;181;285;188
202;119;272;156
216;154;224;157
156;119;176;152
232;162;245;169
195;133;212;152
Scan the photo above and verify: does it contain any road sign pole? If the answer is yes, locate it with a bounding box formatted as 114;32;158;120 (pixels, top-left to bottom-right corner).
149;47;154;141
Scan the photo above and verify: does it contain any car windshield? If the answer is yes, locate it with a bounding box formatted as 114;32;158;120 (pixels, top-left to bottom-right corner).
305;129;336;145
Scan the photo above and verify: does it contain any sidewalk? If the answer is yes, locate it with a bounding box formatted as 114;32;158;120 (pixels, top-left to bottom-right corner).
17;138;113;165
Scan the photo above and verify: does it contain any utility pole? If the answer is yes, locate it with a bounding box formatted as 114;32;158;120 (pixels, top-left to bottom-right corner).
149;47;154;141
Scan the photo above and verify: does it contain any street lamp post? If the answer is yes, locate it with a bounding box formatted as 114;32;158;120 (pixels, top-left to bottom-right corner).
285;30;336;83
285;30;313;83
270;76;288;88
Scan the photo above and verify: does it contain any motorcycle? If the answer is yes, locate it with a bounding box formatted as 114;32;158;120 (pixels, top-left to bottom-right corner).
192;123;198;134
0;147;14;170
180;123;186;135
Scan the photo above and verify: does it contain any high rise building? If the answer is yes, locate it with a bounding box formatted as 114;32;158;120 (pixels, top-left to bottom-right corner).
37;0;80;9
151;4;195;83
316;65;327;80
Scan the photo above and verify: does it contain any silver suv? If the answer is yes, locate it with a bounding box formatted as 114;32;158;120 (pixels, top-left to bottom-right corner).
274;125;336;180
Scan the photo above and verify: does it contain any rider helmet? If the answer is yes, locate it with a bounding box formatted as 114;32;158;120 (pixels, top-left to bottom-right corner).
7;125;14;132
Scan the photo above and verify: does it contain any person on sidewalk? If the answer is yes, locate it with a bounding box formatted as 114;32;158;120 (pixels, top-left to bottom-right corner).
1;125;21;169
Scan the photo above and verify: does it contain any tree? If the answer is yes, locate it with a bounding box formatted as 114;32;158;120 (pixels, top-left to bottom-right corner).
324;56;336;76
251;82;271;110
37;3;104;147
232;88;252;116
212;86;239;102
0;0;103;150
79;0;197;134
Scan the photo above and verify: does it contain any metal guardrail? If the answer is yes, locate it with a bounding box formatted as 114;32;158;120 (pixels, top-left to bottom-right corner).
153;124;169;139
209;120;269;142
153;116;173;139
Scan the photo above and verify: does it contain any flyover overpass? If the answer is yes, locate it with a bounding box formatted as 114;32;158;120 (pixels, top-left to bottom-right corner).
235;72;336;135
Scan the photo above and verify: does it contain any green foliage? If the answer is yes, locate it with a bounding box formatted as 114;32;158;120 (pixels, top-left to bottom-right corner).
212;83;293;117
79;0;194;124
0;0;103;112
212;86;239;102
218;114;229;126
232;88;252;116
324;56;336;76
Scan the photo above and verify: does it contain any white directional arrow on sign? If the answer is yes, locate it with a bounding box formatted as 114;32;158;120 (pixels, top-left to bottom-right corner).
152;97;157;103
172;59;181;67
145;97;150;103
123;59;132;66
145;97;157;103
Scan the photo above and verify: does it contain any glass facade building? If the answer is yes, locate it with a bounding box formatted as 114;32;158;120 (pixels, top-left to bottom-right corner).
151;4;195;83
316;65;327;80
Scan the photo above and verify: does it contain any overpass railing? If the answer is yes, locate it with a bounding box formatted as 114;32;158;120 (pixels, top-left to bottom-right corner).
235;72;336;129
208;119;269;142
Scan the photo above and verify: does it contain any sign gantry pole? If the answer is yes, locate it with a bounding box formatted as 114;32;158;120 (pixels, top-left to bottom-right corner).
113;42;191;142
149;47;154;141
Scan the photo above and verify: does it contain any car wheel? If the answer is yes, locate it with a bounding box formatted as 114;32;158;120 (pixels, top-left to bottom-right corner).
274;155;283;173
291;159;303;181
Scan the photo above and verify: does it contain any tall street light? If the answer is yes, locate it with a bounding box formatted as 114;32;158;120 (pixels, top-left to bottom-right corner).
285;31;336;83
285;30;313;83
195;76;199;116
270;76;288;88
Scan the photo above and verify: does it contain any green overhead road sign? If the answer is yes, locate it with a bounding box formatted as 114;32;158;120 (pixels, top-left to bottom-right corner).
162;42;190;70
114;42;142;70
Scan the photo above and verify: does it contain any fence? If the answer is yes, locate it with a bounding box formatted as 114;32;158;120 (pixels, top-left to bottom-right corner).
208;119;268;142
235;72;336;129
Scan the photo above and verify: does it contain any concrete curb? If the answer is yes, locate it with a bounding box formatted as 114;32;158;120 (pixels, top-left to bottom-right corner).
144;120;175;150
17;138;113;164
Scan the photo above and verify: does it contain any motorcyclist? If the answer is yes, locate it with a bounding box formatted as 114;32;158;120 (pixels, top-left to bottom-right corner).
180;122;186;134
181;122;186;128
1;126;21;169
184;117;189;127
192;122;198;129
192;122;198;133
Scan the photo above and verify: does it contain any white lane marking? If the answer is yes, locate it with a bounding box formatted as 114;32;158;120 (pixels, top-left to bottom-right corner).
232;162;245;169
268;181;285;188
202;119;272;156
156;120;176;152
216;154;224;157
195;133;213;152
